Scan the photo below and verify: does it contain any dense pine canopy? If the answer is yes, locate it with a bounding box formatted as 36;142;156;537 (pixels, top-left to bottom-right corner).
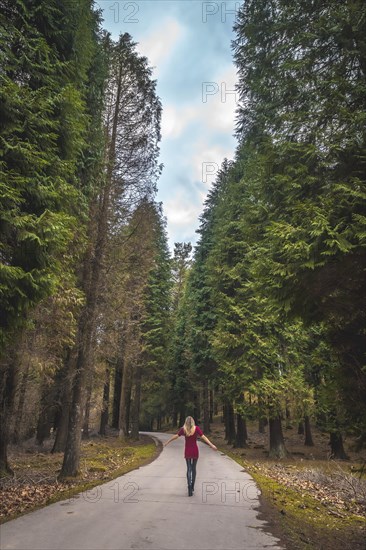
173;0;366;455
0;0;365;477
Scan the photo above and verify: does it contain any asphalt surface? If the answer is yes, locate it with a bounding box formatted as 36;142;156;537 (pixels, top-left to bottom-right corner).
0;432;283;549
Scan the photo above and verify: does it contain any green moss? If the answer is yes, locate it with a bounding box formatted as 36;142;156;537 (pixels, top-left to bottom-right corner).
13;453;63;472
224;449;366;549
88;466;107;472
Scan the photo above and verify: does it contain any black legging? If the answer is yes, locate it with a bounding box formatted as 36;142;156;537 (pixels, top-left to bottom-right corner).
185;458;198;489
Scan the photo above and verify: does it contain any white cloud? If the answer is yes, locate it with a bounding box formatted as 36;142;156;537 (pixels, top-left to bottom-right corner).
191;141;235;191
161;64;237;141
164;189;202;231
161;104;196;139
161;137;234;249
136;17;185;76
200;65;238;133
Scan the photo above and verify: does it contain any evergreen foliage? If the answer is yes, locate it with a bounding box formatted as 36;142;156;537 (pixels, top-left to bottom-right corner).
1;0;366;477
176;0;366;452
232;0;366;441
139;202;172;428
0;0;99;347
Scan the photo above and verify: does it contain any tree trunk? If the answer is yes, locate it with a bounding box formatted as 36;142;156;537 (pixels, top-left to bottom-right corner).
329;431;349;459
178;407;186;427
52;399;70;453
193;391;200;425
224;399;236;445
223;403;227;438
112;355;123;429
99;365;110;436
36;383;56;446
228;402;236;444
130;363;142;440
203;379;210;433
172;410;178;427
304;415;314;446
0;365;17;474
209;389;214;423
82;379;93;440
36;404;53;446
59;264;99;475
52;354;75;454
59;55;124;478
285;403;292;429
58;236;95;474
214;396;219;416
258;416;267;434
12;361;30;444
258;392;267;433
235;413;248;448
59;344;88;477
268;416;288;459
119;355;132;437
0;337;22;475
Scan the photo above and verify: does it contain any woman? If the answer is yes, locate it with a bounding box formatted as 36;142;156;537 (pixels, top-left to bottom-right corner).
164;416;217;496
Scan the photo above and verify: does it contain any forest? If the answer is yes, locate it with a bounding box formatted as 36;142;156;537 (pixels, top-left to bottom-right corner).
0;0;365;491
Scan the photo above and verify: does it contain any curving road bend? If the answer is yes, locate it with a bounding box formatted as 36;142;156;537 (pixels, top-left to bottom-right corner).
0;432;283;550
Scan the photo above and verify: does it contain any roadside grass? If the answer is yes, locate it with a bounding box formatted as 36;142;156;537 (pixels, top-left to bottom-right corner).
0;435;159;523
206;416;366;550
224;448;366;549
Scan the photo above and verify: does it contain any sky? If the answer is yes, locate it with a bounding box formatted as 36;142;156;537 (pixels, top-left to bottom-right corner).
98;0;240;249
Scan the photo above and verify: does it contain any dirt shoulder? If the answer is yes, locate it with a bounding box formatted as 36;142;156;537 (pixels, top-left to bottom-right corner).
0;433;160;524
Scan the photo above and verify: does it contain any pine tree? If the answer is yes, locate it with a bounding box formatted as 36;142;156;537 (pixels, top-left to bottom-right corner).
233;0;366;445
60;33;162;476
138;203;172;433
184;161;231;433
0;0;99;474
168;243;192;426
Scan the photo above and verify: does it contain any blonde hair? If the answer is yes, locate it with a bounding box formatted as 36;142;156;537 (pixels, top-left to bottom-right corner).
183;416;196;437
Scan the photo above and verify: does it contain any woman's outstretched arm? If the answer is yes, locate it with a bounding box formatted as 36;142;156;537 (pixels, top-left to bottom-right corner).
163;434;179;447
200;434;217;451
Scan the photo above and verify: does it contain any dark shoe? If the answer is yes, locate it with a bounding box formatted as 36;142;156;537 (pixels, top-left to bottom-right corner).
188;485;193;496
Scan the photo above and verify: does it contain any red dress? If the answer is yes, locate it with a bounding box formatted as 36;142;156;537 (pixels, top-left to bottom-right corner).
177;425;203;459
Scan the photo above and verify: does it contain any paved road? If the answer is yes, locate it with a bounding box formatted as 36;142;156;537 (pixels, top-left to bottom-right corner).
1;432;283;550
